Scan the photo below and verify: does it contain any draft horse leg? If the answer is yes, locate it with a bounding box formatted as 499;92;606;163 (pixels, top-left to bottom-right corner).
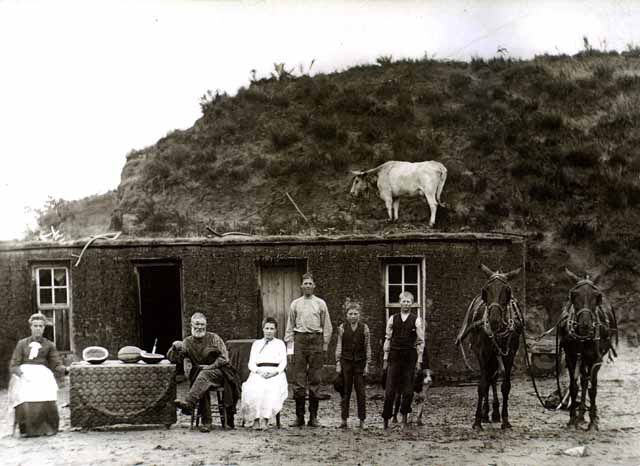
565;348;580;428
500;355;514;429
577;356;589;424
473;361;490;430
491;376;501;423
587;360;601;431
482;366;500;423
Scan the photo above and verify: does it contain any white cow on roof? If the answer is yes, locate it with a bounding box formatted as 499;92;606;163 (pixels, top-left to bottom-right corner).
350;160;447;227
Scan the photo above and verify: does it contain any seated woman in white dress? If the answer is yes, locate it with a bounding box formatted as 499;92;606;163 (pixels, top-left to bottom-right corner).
240;317;288;430
8;313;67;437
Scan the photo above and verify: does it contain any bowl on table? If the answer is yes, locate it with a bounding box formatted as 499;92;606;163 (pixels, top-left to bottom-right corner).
140;351;164;364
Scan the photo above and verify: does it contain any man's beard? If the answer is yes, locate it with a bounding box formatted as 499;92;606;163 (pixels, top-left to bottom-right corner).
192;329;206;338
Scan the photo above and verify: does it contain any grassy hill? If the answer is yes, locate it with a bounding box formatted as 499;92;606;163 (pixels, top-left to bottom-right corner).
39;48;640;339
29;192;117;240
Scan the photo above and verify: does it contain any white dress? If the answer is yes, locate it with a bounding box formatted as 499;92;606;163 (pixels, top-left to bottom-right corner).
240;338;288;423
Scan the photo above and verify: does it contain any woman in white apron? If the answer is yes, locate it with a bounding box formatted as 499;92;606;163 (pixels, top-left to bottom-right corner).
8;313;67;437
240;317;288;429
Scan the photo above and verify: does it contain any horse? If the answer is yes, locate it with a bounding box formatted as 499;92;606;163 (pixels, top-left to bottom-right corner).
456;264;523;430
558;268;618;431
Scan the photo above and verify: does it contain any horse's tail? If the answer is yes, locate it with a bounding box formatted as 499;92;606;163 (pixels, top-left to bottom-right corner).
456;295;482;372
435;163;448;207
455;295;482;345
459;340;474;371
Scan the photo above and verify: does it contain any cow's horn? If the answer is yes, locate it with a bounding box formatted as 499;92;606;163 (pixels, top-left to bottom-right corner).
350;170;364;176
504;267;521;280
565;268;581;282
480;264;495;277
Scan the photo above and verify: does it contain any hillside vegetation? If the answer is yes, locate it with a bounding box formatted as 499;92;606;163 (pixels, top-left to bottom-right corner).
38;47;640;338
28;192;117;240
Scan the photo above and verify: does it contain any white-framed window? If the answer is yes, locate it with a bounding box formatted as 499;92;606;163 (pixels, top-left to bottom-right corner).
34;266;71;351
382;258;426;325
385;263;421;308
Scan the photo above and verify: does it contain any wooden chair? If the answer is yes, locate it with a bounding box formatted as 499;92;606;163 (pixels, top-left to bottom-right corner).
191;386;227;430
184;358;228;430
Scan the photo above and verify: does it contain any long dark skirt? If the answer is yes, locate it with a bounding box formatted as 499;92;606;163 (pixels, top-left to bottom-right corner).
15;401;59;437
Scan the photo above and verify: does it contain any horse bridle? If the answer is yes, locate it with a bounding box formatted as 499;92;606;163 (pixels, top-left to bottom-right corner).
481;274;520;356
566;280;603;342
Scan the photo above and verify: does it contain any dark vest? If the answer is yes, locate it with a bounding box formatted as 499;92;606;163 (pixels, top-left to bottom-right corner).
341;323;366;361
390;312;417;350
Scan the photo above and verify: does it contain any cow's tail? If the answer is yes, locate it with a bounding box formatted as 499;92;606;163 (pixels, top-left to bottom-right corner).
436;164;447;207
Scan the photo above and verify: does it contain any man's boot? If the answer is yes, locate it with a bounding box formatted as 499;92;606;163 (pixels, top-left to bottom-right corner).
308;398;320;427
289;398;305;427
226;409;235;429
174;399;195;415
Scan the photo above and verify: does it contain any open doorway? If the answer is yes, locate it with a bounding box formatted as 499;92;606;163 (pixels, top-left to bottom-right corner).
135;262;182;356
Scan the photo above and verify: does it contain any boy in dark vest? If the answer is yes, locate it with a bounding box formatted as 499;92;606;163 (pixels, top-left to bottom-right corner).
335;298;372;429
382;291;424;429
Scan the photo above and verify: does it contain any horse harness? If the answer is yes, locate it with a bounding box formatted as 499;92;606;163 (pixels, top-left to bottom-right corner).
477;273;523;357
564;280;610;343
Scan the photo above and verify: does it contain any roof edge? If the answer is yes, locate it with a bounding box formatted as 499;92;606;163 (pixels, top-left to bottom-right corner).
0;231;525;252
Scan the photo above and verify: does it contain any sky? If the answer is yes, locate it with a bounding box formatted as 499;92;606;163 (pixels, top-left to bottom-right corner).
2;0;640;240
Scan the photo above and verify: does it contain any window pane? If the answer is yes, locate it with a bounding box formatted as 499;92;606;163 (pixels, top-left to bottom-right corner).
54;269;67;286
388;285;403;303
54;288;68;305
405;285;418;303
39;269;52;286
404;265;418;284
40;288;52;305
388;265;402;284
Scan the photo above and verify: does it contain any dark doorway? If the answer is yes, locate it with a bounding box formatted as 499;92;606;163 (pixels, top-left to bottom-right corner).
135;262;182;356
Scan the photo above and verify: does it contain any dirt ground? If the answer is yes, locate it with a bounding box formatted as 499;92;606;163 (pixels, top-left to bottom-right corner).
2;344;639;466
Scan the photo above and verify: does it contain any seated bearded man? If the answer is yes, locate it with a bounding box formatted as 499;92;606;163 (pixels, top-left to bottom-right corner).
168;312;241;432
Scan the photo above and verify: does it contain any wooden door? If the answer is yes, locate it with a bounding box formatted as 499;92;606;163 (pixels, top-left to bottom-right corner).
259;265;303;339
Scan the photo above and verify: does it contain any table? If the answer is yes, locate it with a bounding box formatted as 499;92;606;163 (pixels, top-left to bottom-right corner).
69;361;177;428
